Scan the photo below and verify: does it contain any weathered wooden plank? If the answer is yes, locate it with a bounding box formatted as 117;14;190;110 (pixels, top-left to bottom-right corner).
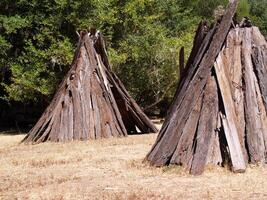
49;104;62;142
86;36;125;139
72;80;83;140
102;76;128;136
170;93;203;168
252;46;267;112
88;92;95;139
67;94;74;140
206;112;223;166
251;26;267;113
79;45;89;140
214;48;246;172
190;74;219;175
242;28;265;163
214;28;248;162
35;117;53;143
248;30;267;161
254;72;267;161
225;28;247;161
251;27;267;47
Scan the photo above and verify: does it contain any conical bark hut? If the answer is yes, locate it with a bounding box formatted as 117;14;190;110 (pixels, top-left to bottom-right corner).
146;0;267;175
23;30;157;144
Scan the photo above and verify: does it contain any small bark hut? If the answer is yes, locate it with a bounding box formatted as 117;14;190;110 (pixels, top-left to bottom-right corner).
23;30;157;144
146;0;267;175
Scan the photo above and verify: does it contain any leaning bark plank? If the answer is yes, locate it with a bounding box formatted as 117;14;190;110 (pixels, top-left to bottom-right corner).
254;72;267;160
242;28;266;163
170;93;203;168
183;21;209;78
225;28;247;161
206;112;223;166
251;27;267;48
214;49;246;172
190;74;219;175
252;46;267;112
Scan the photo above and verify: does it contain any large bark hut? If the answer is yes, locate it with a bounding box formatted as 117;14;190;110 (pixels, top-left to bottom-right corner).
146;0;267;175
23;30;157;144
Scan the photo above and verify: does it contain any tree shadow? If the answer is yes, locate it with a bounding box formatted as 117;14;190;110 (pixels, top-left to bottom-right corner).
0;127;29;136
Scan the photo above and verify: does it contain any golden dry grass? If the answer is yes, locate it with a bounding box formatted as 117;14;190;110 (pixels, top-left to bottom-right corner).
1;131;267;200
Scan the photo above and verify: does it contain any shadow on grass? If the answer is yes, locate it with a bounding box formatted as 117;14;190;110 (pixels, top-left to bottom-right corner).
0;127;28;136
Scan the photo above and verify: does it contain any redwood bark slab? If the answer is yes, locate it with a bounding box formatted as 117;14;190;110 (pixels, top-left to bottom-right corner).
214;43;246;172
190;75;219;175
242;28;266;163
170;93;203;168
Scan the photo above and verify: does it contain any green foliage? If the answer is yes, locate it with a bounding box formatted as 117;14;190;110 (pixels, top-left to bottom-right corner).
0;0;75;101
1;15;29;34
5;38;73;101
108;0;199;106
0;0;266;113
237;0;250;21
181;0;228;19
0;36;11;67
249;0;267;36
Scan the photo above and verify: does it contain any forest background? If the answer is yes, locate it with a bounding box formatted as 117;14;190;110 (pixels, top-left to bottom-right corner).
0;0;266;122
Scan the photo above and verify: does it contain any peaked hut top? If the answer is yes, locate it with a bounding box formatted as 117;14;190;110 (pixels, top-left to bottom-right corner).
146;0;267;175
23;29;157;144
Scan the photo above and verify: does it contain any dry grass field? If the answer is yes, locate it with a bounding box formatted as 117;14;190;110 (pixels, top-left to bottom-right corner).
1;129;267;200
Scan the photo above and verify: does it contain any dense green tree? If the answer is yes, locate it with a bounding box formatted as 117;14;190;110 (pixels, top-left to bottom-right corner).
237;0;250;21
180;0;228;19
108;0;199;108
0;0;199;110
249;0;267;35
0;0;266;115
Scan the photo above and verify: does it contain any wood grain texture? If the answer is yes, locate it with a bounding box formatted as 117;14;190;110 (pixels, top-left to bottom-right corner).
190;74;219;175
242;28;266;163
170;93;203;168
214;45;246;172
252;44;267;112
225;29;247;162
